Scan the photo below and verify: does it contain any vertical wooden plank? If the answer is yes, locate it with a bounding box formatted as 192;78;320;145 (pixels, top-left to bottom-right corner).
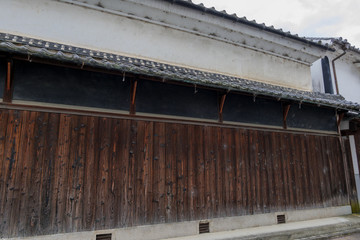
210;126;220;218
247;130;257;214
243;129;253;214
0;110;9;221
308;135;322;206
355;133;360;170
279;133;292;209
299;135;312;206
330;137;340;205
263;131;275;212
304;135;316;206
0;110;13;236
176;124;188;221
314;135;326;207
40;113;60;234
126;120;138;227
108;118;120;229
117;119;131;227
187;125;197;220
254;130;262;213
216;127;226;217
54;114;72;232
202;126;210;219
12;111;36;237
343;136;357;205
70;115;88;231
165;123;177;222
233;128;243;215
288;133;296;208
134;120;146;225
9;111;28;236
152;122;166;223
197;125;205;219
333;137;348;204
271;132;284;211
258;131;268;213
222;127;231;216
35;112;51;234
320;136;333;206
143;121;154;224
104;118;114;229
97;117;113;229
82;116;99;230
291;134;304;207
285;133;296;209
1;110;22;236
228;128;237;216
239;129;249;215
64;114;80;232
22;112;49;236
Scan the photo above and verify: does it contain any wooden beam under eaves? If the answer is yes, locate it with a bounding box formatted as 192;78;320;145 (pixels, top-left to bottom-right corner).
130;79;138;114
283;103;291;129
3;59;13;102
219;93;227;122
337;112;345;129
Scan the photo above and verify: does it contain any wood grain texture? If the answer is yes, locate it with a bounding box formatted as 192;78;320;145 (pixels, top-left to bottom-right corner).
0;109;350;238
354;132;360;174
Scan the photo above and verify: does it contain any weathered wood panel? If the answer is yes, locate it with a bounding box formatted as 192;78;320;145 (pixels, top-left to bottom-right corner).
0;109;350;238
344;137;358;207
354;131;360;172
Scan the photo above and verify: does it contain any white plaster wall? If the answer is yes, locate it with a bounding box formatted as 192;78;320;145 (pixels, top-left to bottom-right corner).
336;58;360;104
310;53;360;104
0;0;313;90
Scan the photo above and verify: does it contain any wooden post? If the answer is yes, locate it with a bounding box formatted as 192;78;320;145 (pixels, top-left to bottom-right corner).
337;111;351;205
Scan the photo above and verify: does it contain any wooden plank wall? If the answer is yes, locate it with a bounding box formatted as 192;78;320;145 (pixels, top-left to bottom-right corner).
0;109;349;238
343;137;358;206
354;131;360;170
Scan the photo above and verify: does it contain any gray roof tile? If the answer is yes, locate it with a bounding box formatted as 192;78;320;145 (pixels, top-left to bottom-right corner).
0;32;359;111
306;37;360;54
164;0;333;50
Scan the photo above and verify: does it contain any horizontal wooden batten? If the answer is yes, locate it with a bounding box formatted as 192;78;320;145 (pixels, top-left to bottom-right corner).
0;108;349;238
0;102;339;136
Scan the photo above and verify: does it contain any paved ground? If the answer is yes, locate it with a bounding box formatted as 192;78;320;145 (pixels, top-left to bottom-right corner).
331;233;360;240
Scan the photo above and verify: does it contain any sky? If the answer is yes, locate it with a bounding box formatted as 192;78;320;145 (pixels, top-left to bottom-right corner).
191;0;360;47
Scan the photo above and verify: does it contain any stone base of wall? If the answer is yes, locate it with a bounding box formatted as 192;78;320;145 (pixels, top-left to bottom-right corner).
7;206;351;240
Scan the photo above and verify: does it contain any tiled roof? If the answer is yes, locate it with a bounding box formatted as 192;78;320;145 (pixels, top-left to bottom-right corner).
306;37;360;54
0;32;359;111
164;0;333;51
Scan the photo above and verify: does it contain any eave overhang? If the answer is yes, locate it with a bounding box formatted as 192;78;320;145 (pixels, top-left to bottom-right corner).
0;32;359;112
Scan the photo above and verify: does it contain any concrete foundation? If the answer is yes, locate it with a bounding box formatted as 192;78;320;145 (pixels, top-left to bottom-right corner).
4;205;351;240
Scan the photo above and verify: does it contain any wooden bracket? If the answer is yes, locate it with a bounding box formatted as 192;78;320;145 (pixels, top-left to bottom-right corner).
130;80;137;114
3;59;13;102
219;93;227;122
283;103;291;129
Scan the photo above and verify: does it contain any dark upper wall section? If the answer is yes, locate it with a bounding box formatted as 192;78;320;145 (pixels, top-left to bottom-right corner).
0;59;338;132
12;60;131;111
0;58;5;99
